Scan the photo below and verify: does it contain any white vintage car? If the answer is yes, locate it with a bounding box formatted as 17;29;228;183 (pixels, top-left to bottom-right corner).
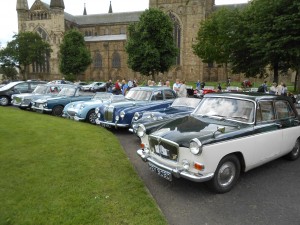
137;92;300;193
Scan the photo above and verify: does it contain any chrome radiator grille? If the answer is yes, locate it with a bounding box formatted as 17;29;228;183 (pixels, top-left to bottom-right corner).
104;105;114;122
149;135;179;162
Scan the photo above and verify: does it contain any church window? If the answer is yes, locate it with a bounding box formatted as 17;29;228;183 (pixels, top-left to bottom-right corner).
85;31;88;36
112;52;121;68
120;27;126;34
169;13;181;65
94;52;102;68
89;31;92;36
95;32;98;36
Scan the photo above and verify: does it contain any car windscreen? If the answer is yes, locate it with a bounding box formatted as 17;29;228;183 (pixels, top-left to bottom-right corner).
33;85;48;94
194;97;255;123
93;93;112;100
125;90;152;101
58;87;76;97
172;97;201;108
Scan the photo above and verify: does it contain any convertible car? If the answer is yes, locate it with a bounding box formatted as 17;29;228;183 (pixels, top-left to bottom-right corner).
62;92;125;124
130;97;201;135
31;86;93;116
137;92;300;193
11;84;64;110
95;86;177;129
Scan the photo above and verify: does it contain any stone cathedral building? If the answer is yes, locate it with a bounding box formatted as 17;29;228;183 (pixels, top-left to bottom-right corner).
16;0;243;82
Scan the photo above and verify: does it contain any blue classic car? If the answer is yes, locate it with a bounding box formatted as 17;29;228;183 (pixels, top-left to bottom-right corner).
130;97;201;134
62;92;125;124
95;86;177;129
11;84;64;110
31;86;93;116
137;93;300;193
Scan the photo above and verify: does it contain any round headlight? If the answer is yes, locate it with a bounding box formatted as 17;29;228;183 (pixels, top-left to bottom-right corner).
189;138;202;155
133;112;140;121
79;104;85;109
115;115;119;121
120;111;125;119
137;124;146;138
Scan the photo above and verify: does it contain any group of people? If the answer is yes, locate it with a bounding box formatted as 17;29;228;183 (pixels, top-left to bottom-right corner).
259;81;288;96
172;79;188;97
104;79;138;95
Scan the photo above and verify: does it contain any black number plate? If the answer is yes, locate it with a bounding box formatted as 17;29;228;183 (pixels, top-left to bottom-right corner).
148;162;172;181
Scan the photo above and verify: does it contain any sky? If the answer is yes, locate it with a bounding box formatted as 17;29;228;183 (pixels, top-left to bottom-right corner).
0;0;248;47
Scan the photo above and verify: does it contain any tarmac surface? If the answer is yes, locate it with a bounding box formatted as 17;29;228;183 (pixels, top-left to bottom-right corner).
115;129;300;225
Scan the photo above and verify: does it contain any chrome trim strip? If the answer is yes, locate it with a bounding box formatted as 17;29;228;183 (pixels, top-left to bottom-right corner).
100;121;129;128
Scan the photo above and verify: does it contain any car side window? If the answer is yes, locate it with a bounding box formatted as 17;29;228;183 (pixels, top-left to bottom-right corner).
151;91;163;101
275;100;295;119
164;90;176;99
30;83;40;90
258;101;275;122
14;83;29;92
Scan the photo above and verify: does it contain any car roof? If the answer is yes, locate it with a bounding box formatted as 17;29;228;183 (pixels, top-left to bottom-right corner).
130;86;173;91
205;92;292;102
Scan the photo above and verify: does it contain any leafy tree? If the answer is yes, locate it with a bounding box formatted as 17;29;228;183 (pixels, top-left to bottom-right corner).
0;32;51;80
59;29;92;81
0;66;18;80
125;8;178;81
193;8;241;79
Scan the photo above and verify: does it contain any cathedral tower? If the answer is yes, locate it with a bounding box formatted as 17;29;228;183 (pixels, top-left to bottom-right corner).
16;0;29;32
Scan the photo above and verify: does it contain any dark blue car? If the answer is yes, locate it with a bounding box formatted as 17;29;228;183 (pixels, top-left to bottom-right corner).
95;86;177;129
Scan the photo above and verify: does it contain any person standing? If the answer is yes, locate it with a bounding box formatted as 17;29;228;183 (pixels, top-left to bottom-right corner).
178;80;187;97
106;79;112;92
269;82;277;94
173;79;181;95
196;80;201;90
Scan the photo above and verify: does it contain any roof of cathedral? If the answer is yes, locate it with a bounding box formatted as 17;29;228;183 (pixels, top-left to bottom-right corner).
84;34;127;42
214;3;248;10
66;11;143;25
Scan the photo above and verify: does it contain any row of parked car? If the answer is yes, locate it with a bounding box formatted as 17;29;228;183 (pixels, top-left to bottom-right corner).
1;81;300;193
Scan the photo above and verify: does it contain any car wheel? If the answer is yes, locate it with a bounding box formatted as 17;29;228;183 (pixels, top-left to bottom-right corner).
207;154;240;194
0;96;9;106
86;109;97;124
52;105;64;117
285;139;300;161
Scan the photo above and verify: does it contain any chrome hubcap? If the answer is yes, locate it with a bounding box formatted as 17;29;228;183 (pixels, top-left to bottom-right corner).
292;142;300;156
89;113;97;123
217;162;236;187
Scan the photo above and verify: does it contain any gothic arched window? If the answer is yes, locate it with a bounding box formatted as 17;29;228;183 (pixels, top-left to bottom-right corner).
32;27;50;73
169;13;181;65
94;52;102;68
112;52;121;68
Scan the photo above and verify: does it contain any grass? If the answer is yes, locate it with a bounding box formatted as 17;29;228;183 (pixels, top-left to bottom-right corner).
0;107;167;225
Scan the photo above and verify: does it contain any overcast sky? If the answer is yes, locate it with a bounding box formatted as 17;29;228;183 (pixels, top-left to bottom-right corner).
0;0;248;47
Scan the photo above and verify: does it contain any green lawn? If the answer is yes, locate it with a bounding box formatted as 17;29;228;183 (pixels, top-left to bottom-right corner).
0;107;167;225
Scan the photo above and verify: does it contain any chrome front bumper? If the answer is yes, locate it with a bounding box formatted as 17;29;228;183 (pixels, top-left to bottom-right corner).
99;121;130;128
137;149;214;183
31;106;52;112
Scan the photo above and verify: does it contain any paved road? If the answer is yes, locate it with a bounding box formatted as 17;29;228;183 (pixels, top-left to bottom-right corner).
115;129;300;225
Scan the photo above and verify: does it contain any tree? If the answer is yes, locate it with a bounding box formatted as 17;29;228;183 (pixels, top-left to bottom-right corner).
0;66;18;80
0;32;51;80
59;29;92;81
193;8;241;79
125;8;178;81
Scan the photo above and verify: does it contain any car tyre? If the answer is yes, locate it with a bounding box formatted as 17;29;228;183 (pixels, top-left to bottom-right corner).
206;154;240;194
285;139;300;161
86;109;97;124
52;105;64;117
0;96;9;106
